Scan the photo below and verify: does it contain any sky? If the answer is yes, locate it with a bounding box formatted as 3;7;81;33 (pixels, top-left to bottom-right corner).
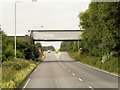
1;0;91;50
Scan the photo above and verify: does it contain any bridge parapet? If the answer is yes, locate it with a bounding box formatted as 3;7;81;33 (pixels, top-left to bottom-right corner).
29;30;84;44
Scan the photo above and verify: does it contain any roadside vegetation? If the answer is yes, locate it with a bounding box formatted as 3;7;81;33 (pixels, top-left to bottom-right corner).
42;45;55;51
69;52;119;74
1;31;44;88
60;2;120;74
2;59;36;88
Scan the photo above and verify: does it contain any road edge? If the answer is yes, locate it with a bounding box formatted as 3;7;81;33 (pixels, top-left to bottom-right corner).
18;55;45;88
76;61;119;77
65;52;119;77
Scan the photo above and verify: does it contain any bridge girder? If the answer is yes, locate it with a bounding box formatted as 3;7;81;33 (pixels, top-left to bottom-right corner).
29;30;84;44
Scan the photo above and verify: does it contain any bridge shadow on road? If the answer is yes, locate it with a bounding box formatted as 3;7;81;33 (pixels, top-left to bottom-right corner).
41;60;76;63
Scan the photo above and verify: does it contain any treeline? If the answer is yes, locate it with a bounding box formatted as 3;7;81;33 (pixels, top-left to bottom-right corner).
60;2;120;61
1;30;43;88
79;2;120;58
1;31;42;62
59;2;120;74
60;41;78;52
42;45;55;51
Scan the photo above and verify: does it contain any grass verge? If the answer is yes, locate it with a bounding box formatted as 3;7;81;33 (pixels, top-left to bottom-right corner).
2;59;37;88
68;52;119;75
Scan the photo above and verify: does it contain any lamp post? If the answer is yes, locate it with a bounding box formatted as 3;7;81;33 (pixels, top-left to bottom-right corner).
14;0;37;60
14;1;23;60
14;1;17;60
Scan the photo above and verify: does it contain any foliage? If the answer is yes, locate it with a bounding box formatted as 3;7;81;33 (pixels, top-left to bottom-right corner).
42;45;55;51
78;2;120;57
1;30;44;88
2;59;36;88
60;2;120;74
24;45;33;60
60;41;78;52
69;52;119;74
1;31;43;61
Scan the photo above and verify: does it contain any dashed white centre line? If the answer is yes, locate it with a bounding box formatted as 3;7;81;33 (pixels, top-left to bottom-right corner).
89;86;94;90
65;67;67;69
23;79;30;88
72;73;75;76
78;78;82;81
68;70;70;72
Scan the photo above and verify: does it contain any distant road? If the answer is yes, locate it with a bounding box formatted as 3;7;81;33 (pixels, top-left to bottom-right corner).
21;52;119;89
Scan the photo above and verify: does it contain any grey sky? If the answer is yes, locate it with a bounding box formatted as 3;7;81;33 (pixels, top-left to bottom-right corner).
1;0;91;50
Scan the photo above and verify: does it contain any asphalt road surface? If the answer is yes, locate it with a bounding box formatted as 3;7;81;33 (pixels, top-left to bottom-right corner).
22;52;119;89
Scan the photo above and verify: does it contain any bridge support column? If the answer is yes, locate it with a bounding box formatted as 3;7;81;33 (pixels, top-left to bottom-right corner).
78;39;79;50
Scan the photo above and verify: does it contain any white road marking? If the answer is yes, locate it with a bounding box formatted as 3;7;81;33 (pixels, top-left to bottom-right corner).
78;78;82;81
34;68;37;73
77;61;118;77
59;62;63;65
68;70;70;72
89;85;94;90
23;79;30;88
63;66;65;68
72;73;75;76
65;67;67;69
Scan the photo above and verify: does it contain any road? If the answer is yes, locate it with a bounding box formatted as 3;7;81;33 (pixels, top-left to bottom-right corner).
21;52;119;89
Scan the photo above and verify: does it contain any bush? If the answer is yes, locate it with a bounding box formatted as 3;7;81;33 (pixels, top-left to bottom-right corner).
16;50;24;58
4;46;14;59
2;59;36;88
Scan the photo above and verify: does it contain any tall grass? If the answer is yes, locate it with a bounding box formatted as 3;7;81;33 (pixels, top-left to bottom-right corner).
2;59;36;88
69;52;119;74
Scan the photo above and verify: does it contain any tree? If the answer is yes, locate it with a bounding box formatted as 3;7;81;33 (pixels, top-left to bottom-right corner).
42;45;55;51
78;2;120;57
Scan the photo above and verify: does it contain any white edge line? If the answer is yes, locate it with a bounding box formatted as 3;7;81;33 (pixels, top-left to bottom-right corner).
23;79;30;88
34;68;37;72
77;61;119;77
